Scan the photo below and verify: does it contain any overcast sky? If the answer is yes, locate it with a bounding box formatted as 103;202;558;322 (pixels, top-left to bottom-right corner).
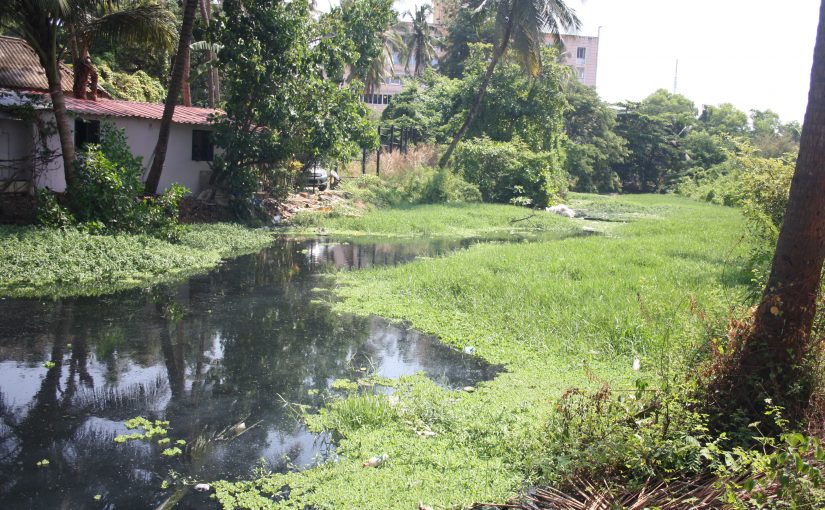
384;0;821;123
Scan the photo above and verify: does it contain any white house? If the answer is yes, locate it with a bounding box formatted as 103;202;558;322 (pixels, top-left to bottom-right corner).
0;36;218;195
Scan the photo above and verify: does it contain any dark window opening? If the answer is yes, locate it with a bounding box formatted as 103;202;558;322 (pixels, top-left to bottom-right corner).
74;118;100;149
192;129;214;162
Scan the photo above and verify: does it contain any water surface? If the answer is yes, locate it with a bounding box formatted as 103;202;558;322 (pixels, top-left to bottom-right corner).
0;237;499;509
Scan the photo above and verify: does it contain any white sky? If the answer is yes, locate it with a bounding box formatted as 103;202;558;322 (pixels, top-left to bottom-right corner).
387;0;821;123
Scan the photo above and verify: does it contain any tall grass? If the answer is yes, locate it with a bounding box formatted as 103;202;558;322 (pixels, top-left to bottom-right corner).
214;195;752;510
342;145;440;178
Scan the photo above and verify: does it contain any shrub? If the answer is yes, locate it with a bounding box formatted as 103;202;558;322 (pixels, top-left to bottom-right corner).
45;123;189;239
341;167;481;207
453;137;566;208
35;189;75;228
676;152;794;284
401;167;482;204
537;382;711;485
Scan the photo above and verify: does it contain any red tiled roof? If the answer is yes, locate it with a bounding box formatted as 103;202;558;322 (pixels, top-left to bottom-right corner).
0;36;108;97
64;96;219;125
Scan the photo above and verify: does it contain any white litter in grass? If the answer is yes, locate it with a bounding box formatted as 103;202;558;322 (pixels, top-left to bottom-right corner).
546;204;576;218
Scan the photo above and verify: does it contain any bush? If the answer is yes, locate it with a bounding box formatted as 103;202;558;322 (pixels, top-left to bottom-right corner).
453;137;566;208
38;123;189;240
341;167;481;207
676;153;794;282
537;382;711;485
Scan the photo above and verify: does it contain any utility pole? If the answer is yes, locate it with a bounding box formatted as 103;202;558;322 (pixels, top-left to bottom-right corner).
673;59;679;94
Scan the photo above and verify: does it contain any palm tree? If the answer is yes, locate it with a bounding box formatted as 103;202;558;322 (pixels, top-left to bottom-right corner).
198;0;220;107
364;24;407;95
403;4;440;77
69;2;176;100
0;1;177;191
438;0;580;167
0;0;80;187
144;0;199;195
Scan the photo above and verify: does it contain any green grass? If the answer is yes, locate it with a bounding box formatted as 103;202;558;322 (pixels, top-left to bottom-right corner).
213;194;752;510
0;223;274;299
289;202;580;237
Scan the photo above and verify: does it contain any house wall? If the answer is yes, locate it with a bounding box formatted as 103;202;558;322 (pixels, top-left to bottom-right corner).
0;118;34;183
36;113;213;195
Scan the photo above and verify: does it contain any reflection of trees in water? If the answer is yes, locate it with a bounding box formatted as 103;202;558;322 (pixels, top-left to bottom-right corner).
0;238;492;508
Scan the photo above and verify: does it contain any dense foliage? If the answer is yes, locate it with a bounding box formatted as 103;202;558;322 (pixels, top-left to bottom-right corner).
454;137;565;207
38;124;186;240
562;81;628;192
383;45;568;205
210;0;380;204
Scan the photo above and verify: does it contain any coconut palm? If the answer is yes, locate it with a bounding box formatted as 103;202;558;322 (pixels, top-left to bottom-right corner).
364;23;407;95
69;2;177;100
144;0;199;195
0;1;177;190
403;4;440;77
438;0;580;167
0;0;82;187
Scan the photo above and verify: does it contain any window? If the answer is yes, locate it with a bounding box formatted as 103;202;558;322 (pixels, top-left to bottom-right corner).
576;67;585;82
576;47;586;60
74;118;100;149
192;129;214;161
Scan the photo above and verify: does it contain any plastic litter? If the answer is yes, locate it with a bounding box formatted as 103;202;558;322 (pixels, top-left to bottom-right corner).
546;204;576;218
462;346;476;355
362;454;389;468
194;483;211;492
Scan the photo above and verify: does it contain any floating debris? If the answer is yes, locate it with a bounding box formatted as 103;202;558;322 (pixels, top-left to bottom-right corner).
362;454;388;468
194;483;211;492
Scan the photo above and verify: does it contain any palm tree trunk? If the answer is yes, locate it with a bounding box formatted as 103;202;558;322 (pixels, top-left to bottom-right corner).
438;9;514;168
144;0;199;195
34;35;76;189
182;48;192;107
199;0;218;107
735;0;825;419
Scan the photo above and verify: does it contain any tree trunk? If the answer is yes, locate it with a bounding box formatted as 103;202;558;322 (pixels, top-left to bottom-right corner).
144;0;199;195
438;9;514;168
199;0;219;107
182;47;192;107
36;39;76;189
733;0;825;420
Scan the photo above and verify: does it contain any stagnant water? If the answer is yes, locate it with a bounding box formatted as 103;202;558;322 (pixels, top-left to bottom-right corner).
0;237;502;509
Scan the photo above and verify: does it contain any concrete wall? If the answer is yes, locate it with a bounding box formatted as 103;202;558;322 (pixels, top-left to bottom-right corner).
35;113;213;195
0;118;34;184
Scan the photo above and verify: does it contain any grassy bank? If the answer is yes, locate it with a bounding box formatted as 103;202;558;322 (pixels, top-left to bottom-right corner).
214;195;751;509
290;202;580;237
0;223;274;299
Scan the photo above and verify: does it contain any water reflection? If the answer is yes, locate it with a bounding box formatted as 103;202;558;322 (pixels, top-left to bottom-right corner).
0;237;497;509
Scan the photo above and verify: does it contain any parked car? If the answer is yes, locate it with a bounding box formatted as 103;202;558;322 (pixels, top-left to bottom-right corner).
302;166;328;191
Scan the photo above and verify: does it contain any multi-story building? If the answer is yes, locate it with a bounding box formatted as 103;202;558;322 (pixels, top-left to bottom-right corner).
365;1;599;112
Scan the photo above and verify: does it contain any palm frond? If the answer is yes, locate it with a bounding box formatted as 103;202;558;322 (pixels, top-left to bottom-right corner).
80;3;177;52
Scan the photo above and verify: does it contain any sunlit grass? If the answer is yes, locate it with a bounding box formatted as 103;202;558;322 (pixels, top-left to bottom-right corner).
214;194;751;510
289;202;579;237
